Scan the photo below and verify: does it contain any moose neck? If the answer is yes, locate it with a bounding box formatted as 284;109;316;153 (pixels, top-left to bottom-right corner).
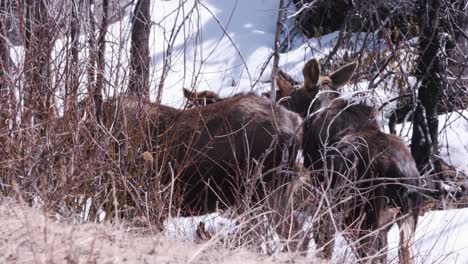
280;89;319;118
316;98;380;136
280;88;342;118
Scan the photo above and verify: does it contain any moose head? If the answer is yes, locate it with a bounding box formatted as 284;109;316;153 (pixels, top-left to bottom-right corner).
278;59;358;117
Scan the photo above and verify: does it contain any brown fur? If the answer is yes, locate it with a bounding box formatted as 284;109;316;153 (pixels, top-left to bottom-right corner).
101;94;302;217
183;88;222;107
278;59;358;117
182;88;256;109
183;70;298;108
276;59;421;264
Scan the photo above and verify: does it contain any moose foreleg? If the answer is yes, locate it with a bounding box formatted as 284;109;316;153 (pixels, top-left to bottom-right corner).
397;216;416;264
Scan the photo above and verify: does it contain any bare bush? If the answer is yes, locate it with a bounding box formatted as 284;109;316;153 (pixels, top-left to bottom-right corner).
0;199;314;263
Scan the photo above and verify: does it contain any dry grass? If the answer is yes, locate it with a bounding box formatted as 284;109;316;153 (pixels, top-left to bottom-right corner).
0;199;314;264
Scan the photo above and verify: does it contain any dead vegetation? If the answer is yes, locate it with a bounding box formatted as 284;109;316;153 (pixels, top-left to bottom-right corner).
0;199;314;264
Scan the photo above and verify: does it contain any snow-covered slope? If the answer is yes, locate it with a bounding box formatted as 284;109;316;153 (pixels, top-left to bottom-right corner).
147;0;281;106
388;208;468;264
438;111;468;173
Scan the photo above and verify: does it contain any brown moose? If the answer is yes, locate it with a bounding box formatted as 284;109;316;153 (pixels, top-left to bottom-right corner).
278;59;421;264
177;59;422;264
100;93;302;223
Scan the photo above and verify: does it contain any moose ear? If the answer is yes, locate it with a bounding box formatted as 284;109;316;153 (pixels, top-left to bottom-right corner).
303;59;320;92
183;88;195;100
329;61;358;89
277;70;294;97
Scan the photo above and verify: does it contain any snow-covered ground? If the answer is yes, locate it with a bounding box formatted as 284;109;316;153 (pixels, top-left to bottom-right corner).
163;208;468;264
438;111;468;173
390;208;468;264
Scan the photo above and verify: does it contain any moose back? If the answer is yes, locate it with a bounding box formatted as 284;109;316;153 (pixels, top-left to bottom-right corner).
100;94;302;216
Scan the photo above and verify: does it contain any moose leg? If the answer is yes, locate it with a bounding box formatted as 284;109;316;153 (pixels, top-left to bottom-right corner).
362;214;395;264
294;213;312;254
376;229;389;264
276;177;314;255
268;175;303;254
347;199;398;263
344;212;389;264
296;226;312;254
397;215;416;264
269;178;311;255
367;230;388;264
313;212;334;259
347;229;384;264
276;210;311;254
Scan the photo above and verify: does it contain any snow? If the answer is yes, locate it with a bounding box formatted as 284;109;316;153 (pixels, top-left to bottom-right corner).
388;208;468;264
103;1;390;108
147;0;281;107
388;110;468;174
163;212;236;242
438;111;468;173
163;208;468;264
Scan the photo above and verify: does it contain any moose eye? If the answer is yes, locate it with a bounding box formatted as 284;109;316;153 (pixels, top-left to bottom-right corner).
321;80;331;86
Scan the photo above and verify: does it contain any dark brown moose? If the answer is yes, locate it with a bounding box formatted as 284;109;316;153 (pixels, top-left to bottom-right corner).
100;94;302;220
176;60;421;263
277;59;421;264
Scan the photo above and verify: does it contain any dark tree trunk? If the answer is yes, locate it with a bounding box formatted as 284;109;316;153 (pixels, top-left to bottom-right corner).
87;0;97;96
21;0;53;204
447;0;468;77
411;0;444;174
0;0;10;121
95;0;109;123
0;0;9;196
23;0;52;127
271;0;285;103
128;0;151;98
64;0;81;116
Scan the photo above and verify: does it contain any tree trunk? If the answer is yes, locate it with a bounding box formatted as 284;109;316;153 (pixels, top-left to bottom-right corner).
23;0;52;128
271;0;285;103
128;0;151;98
21;0;53;204
0;0;10;122
95;0;109;123
64;0;81;116
411;0;444;174
87;0;97;96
